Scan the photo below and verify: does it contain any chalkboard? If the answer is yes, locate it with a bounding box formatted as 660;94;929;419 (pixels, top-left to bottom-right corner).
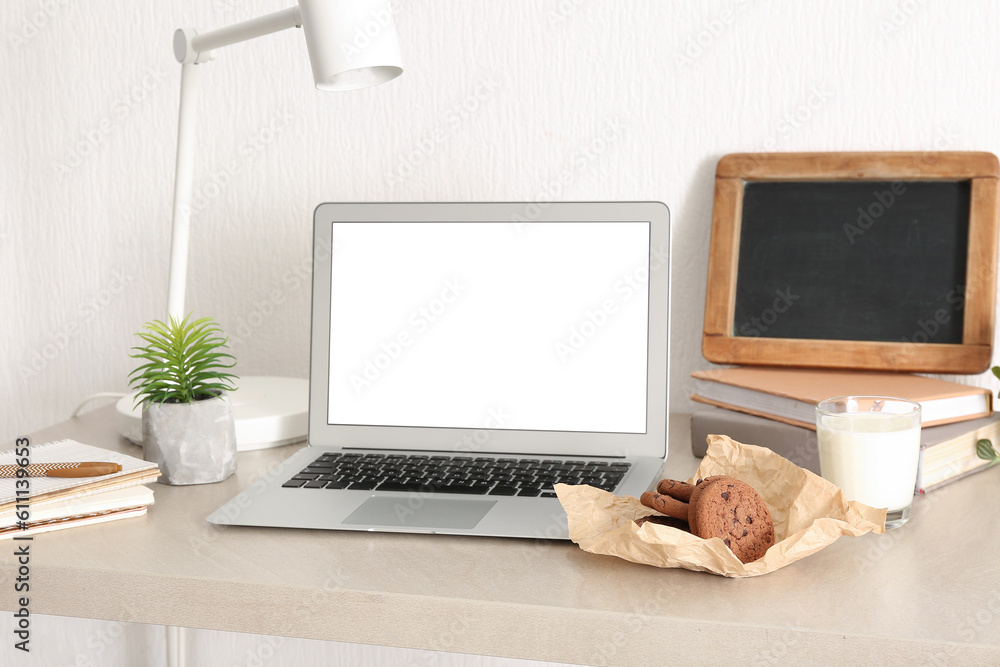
734;180;970;344
703;152;999;373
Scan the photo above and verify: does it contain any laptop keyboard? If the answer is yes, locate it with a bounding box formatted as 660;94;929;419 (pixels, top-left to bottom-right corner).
281;452;631;498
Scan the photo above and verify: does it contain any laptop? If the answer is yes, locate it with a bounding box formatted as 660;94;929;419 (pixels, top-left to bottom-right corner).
207;201;671;539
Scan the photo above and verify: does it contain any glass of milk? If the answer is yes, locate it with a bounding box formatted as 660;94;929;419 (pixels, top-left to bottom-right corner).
816;396;921;529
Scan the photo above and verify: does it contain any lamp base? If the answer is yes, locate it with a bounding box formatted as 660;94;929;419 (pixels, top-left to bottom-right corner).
116;376;308;451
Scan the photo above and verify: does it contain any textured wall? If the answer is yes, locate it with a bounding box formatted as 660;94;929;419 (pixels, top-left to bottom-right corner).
3;0;1000;663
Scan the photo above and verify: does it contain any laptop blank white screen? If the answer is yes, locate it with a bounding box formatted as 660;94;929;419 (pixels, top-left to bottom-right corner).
327;221;650;434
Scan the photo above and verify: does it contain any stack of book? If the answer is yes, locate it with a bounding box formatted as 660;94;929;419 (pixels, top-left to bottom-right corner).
0;439;160;538
689;367;997;493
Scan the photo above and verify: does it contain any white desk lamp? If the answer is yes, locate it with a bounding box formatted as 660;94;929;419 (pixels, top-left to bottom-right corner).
117;0;403;452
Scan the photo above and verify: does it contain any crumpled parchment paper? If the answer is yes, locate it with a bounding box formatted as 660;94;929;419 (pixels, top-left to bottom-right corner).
556;434;886;577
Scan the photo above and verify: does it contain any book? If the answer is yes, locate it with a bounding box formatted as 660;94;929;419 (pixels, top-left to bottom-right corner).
0;439;160;513
916;416;1000;493
691;406;820;473
690;406;1000;493
690;367;992;430
0;486;154;539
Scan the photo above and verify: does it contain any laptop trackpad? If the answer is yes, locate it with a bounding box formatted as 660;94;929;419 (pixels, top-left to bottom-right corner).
343;496;496;529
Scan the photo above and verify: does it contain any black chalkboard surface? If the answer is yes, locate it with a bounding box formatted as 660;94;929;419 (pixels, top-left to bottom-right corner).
702;152;999;373
734;180;971;345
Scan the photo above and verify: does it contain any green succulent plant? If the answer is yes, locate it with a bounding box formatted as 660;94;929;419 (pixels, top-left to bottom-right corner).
128;314;238;406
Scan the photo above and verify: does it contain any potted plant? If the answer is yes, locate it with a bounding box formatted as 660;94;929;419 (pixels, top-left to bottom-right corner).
128;314;239;485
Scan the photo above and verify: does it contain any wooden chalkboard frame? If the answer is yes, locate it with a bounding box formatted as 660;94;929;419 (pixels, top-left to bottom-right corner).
703;152;1000;373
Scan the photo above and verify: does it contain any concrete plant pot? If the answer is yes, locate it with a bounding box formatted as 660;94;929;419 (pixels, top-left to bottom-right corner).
142;393;237;485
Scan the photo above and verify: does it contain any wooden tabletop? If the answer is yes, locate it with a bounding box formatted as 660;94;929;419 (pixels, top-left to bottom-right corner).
2;406;999;665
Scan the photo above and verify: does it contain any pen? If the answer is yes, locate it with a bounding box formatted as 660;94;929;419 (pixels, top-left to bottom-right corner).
0;462;123;478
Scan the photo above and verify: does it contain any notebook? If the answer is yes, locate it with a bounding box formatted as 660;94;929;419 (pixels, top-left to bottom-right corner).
0;486;154;539
0;439;160;513
207;202;671;539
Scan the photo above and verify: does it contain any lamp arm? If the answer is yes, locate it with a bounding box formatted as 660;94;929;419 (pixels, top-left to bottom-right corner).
173;7;302;64
166;61;201;320
166;6;302;319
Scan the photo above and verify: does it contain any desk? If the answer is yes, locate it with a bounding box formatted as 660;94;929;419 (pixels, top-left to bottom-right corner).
2;406;999;665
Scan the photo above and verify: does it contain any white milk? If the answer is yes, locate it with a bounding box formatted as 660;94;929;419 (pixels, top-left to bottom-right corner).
816;412;920;511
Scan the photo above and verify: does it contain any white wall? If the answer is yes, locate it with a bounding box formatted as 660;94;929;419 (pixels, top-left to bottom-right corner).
3;0;1000;663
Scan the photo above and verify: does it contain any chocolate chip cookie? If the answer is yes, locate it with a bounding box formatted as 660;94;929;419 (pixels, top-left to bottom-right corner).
640;475;775;564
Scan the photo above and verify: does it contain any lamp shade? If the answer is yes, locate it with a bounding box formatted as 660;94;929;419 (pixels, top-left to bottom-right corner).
298;0;403;91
